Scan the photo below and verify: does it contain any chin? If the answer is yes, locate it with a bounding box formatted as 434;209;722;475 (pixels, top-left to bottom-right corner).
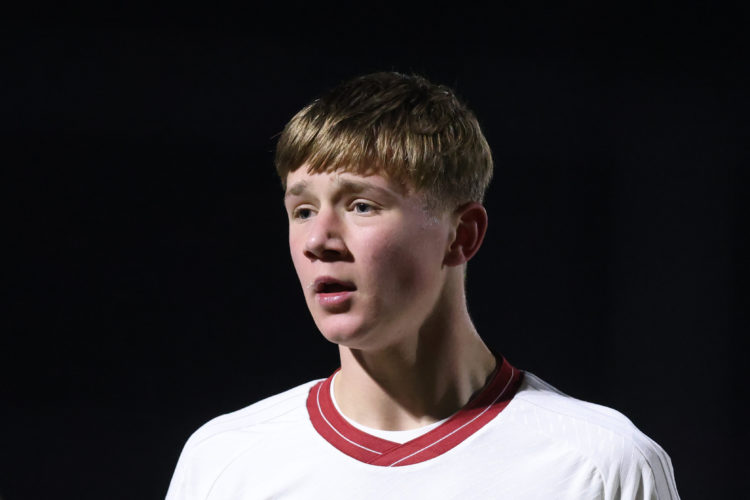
314;315;374;348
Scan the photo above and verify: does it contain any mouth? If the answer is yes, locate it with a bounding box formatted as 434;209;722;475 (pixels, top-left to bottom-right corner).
313;277;356;309
313;277;357;294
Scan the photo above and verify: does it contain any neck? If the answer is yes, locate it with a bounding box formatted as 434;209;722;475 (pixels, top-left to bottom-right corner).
334;280;496;431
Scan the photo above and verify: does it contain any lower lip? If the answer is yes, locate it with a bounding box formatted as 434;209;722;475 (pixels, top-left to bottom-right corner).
316;291;354;307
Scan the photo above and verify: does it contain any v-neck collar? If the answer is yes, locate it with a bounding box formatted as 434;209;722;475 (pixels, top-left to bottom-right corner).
306;356;523;467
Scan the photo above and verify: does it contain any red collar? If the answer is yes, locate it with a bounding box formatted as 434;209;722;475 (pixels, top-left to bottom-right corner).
306;357;523;467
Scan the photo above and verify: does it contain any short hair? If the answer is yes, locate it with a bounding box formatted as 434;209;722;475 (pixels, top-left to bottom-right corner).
274;72;493;208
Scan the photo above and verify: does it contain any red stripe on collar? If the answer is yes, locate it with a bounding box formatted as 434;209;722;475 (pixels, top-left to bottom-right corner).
306;357;523;467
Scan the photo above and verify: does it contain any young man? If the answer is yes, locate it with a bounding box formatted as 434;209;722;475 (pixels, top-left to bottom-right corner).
167;72;679;499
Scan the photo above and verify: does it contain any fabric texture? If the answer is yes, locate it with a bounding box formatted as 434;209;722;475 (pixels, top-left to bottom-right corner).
166;363;679;500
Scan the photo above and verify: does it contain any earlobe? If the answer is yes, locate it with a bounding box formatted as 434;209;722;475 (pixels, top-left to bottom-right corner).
444;202;488;267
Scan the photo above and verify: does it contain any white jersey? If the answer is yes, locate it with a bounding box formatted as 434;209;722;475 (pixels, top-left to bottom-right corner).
166;358;679;499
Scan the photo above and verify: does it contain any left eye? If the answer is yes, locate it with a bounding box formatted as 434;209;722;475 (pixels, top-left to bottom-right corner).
353;202;373;214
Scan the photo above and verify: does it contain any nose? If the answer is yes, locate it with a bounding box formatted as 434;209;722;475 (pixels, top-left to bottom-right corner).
304;208;349;261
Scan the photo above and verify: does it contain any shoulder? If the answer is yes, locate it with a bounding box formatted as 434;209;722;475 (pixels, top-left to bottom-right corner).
506;372;680;499
512;372;647;437
185;379;318;447
166;379;321;499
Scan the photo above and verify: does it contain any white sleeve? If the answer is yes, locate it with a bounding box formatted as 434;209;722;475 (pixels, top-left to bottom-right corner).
600;434;680;500
164;428;246;500
164;438;195;500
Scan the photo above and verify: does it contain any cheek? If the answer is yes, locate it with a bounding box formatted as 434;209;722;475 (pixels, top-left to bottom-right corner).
368;229;445;293
289;234;310;281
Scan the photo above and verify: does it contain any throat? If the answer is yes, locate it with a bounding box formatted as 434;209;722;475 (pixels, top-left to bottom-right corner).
330;371;451;440
335;340;497;431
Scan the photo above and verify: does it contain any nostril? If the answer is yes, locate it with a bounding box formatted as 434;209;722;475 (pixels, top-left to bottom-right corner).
320;248;348;262
304;248;322;261
304;233;349;260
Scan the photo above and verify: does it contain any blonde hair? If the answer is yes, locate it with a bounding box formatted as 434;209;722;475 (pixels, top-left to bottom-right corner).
274;72;493;208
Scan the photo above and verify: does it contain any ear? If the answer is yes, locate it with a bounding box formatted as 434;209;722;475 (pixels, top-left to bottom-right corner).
443;202;488;267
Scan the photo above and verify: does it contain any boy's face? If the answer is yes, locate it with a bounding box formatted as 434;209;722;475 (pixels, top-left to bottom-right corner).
284;167;455;351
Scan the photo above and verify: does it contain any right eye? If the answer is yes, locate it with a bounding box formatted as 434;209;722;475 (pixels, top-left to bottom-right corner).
293;207;314;220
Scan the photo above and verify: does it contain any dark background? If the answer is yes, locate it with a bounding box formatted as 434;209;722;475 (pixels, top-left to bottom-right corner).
2;4;747;499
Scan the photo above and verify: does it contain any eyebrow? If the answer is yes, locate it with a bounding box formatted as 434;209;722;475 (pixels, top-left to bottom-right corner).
284;181;309;199
335;179;376;195
284;178;399;201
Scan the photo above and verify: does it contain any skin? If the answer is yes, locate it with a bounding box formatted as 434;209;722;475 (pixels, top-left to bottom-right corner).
284;167;496;430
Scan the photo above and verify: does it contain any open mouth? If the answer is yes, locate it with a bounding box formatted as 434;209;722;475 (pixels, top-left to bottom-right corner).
314;278;356;294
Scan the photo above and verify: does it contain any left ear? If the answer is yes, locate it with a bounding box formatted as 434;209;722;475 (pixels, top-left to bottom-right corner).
443;202;488;267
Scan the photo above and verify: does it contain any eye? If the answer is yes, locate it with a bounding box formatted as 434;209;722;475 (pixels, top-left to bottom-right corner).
352;202;375;214
292;207;314;220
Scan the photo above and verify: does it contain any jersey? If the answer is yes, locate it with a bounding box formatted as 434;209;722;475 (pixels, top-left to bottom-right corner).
166;357;679;499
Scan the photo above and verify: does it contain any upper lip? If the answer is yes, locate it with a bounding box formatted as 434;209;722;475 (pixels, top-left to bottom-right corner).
313;276;357;293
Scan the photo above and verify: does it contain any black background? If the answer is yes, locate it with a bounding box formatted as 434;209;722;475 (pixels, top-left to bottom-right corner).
3;3;747;499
